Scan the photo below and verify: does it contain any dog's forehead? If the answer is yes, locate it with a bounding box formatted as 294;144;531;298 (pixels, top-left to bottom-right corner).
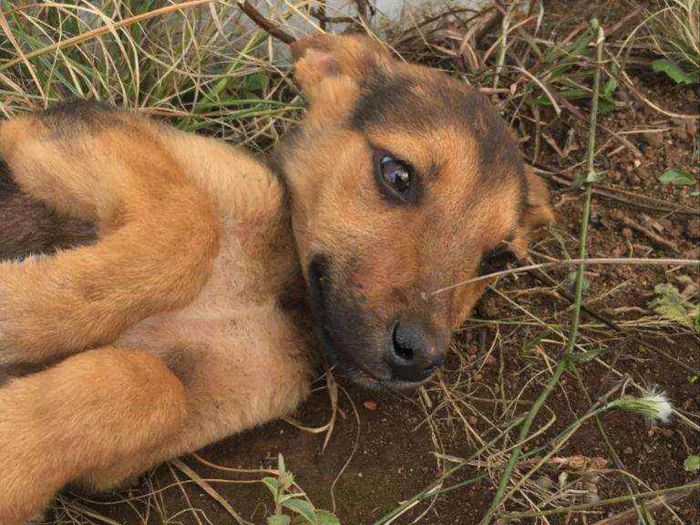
352;69;527;219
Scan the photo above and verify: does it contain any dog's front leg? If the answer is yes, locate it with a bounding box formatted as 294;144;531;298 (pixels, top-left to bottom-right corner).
0;106;221;364
0;346;187;525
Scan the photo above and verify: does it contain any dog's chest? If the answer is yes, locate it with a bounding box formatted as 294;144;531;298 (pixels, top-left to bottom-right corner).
117;226;301;352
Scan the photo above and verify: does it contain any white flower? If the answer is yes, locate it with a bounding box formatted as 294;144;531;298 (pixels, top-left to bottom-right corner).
611;387;673;424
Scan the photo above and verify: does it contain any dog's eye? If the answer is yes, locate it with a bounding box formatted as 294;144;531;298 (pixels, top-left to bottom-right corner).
374;150;414;202
479;244;518;276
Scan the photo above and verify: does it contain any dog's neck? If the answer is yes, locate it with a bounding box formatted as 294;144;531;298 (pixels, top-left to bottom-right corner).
262;146;318;344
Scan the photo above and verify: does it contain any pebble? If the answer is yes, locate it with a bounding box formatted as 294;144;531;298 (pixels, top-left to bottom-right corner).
536;476;554;490
641;131;663;147
657;218;673;232
671;126;688;141
585;492;601;504
685;217;700;240
583;481;598;492
624;446;634;455
558;472;568;487
567;456;586;470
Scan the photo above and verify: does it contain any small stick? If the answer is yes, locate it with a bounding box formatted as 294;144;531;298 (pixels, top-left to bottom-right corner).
431;256;700;296
498;482;699;521
537;169;700;217
622;216;679;252
591;489;695;525
236;0;297;44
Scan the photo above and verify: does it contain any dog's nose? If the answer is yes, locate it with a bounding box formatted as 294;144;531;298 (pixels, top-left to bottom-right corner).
386;321;444;383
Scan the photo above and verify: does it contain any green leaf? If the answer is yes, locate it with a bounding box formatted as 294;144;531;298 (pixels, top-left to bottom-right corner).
604;64;620;98
659;169;697;187
520;332;550;360
571;347;606;365
567;271;590;293
315;510;341;525
279;492;307;503
603;76;618;98
648;284;700;331
268;515;292;525
263;477;279;497
282;499;317;524
652;59;695;85
683;455;700;473
585;170;602;183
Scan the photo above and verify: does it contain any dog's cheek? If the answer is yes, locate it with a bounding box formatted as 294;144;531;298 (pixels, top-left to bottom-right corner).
452;281;489;329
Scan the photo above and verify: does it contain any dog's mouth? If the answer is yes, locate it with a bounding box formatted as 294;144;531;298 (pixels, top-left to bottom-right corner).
307;254;336;355
307;254;436;392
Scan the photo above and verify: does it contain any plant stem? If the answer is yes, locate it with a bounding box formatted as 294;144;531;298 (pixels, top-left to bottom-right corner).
497;482;700;521
479;18;605;524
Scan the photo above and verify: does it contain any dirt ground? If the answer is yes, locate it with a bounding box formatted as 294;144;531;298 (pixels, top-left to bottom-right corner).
45;2;698;524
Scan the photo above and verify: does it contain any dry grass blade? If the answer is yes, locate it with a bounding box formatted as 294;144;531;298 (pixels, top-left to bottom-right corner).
0;0;218;72
0;7;45;102
590;480;695;524
498;481;700;521
431;257;700;296
170;458;251;525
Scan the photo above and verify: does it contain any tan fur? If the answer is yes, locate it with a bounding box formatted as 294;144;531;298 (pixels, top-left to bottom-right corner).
0;34;553;523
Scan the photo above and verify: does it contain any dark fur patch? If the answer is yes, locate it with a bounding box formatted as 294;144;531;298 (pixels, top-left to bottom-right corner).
0;156;97;260
307;254;379;376
162;347;198;390
39;99;125;139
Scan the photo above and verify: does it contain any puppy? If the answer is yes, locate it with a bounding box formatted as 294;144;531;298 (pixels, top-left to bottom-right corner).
0;33;553;523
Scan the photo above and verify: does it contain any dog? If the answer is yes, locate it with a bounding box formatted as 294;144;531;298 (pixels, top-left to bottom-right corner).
0;33;553;523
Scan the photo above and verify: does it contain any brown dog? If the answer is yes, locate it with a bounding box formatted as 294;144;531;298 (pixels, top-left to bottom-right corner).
0;34;553;523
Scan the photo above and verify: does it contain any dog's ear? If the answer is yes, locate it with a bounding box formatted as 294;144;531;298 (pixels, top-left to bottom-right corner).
521;167;554;240
291;33;391;103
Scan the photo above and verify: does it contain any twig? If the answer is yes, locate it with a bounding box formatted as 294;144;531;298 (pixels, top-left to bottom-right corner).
591;489;694;525
622;216;679;252
479;19;606;524
237;1;297;44
498;482;699;521
536;169;700;217
430;257;700;296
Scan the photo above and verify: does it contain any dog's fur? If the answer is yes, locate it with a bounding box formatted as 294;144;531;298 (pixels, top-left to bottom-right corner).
0;34;553;523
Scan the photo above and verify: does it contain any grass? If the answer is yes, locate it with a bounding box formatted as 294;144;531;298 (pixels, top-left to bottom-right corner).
1;1;699;524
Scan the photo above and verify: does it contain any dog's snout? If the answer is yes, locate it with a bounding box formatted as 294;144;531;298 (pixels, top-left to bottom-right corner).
387;321;443;383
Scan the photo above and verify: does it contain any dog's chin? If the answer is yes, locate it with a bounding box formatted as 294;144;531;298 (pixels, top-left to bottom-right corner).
341;360;434;392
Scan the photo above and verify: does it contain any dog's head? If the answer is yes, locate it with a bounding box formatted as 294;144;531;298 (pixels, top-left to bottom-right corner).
277;34;553;390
